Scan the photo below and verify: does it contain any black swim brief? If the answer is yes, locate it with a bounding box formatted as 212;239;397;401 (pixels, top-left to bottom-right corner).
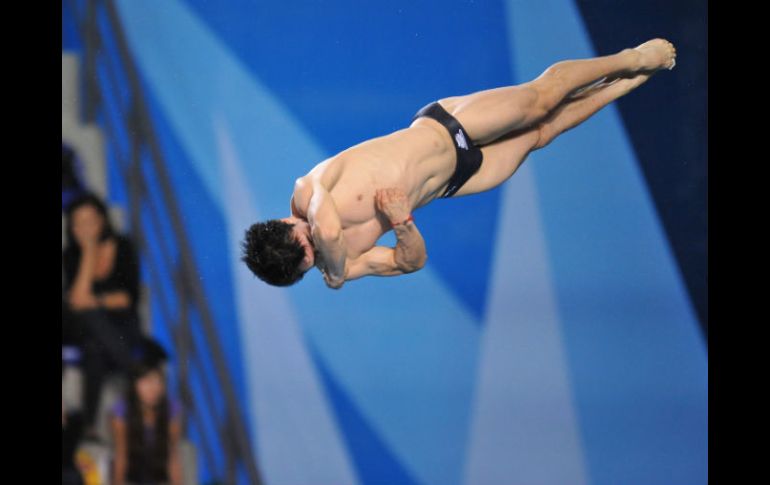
412;101;483;198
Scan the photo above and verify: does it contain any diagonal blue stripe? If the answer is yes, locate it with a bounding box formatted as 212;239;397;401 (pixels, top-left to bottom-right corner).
309;342;423;485
180;0;515;322
505;1;708;483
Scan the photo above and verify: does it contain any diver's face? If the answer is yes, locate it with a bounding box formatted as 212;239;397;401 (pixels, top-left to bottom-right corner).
280;217;316;271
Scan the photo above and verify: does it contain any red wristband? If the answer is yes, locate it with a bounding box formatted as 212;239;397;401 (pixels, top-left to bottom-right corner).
391;214;414;228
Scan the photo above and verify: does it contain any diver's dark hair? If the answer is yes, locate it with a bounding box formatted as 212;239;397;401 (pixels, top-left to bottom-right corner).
241;220;306;286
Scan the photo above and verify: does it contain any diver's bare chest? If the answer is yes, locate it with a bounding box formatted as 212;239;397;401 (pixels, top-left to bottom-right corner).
293;177;378;224
291;176;389;254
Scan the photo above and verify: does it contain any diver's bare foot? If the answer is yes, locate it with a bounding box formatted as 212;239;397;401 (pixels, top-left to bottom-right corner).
633;38;677;71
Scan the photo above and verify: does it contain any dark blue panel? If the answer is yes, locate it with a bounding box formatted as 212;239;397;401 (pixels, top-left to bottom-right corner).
574;0;708;339
62;0;82;51
97;11;133;105
181;0;516;320
308;342;423;485
141;72;252;410
96;48;258;481
104;141;128;209
188;358;225;482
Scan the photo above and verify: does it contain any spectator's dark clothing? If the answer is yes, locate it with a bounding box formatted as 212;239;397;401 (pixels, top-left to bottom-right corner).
63;235;141;313
112;399;181;484
63;235;143;426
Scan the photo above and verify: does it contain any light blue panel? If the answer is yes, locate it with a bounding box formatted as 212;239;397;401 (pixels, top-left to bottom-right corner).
464;165;588;485
115;0;325;218
291;270;481;485
114;2;485;484
505;1;708;483
115;1;358;482
216;115;359;485
180;0;514;321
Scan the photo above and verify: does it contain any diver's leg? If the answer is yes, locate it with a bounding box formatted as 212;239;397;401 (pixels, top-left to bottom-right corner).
448;71;655;198
534;72;654;149
437;39;675;145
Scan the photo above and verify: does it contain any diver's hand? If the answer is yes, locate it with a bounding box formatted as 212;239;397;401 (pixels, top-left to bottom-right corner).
375;188;411;225
318;260;346;289
321;268;345;289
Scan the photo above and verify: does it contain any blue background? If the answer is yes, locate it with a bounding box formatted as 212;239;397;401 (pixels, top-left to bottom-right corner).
63;1;708;483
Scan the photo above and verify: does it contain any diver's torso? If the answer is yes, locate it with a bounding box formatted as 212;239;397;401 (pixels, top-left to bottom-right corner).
294;120;455;259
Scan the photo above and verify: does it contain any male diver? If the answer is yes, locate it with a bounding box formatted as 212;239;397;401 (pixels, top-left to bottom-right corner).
242;39;676;289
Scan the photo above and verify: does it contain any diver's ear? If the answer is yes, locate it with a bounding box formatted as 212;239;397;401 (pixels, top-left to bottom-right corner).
302;246;315;268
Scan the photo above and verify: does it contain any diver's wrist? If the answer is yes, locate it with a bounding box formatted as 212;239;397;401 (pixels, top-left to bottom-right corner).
391;214;414;228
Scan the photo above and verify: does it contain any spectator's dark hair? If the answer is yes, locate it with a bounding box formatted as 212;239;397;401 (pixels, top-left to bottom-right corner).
241;220;307;286
64;192;116;249
126;362;170;483
131;336;169;369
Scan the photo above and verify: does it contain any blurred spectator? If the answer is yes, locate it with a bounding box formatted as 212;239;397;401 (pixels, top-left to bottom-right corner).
62;193;143;435
62;143;87;211
132;335;170;369
111;354;183;485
